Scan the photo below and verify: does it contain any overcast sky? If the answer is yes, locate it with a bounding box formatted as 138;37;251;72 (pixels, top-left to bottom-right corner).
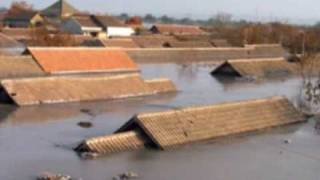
0;0;319;24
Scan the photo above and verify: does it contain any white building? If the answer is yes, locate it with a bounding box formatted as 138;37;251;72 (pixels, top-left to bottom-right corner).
92;15;134;37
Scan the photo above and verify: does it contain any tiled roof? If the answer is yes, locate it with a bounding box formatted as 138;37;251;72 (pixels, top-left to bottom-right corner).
131;35;177;48
26;47;138;74
0;27;33;40
211;58;299;78
4;11;38;21
118;96;306;149
0;56;44;79
41;0;78;18
72;14;100;28
0;32;23;48
92;15;125;28
165;40;213;48
211;39;231;47
75;131;147;154
1;74;176;106
82;38;139;48
151;24;205;35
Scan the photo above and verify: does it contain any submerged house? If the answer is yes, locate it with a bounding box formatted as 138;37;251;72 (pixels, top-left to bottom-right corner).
211;58;299;78
150;24;206;35
92;15;135;37
3;11;44;28
61;14;104;37
75;96;306;155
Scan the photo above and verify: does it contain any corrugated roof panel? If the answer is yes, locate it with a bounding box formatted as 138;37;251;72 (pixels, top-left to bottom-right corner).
123;96;306;149
1;74;176;106
26;48;139;74
75;131;147;154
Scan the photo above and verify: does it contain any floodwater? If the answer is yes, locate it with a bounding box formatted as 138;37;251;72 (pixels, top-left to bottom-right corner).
0;63;320;180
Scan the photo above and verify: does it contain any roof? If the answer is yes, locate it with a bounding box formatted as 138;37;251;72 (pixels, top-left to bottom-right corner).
0;32;23;48
4;11;38;21
131;35;177;48
117;96;306;149
126;46;288;64
92;15;126;28
0;27;33;40
165;40;213;48
0;56;45;79
75;131;147;154
41;0;78;18
72;14;100;28
82;38;139;48
25;47;139;74
211;58;299;78
151;24;205;35
211;39;231;47
0;74;176;106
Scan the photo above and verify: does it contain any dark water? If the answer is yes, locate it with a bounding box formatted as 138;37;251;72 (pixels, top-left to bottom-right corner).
0;63;319;180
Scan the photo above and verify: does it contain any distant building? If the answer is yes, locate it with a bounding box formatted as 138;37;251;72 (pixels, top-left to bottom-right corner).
61;14;105;38
150;24;206;35
41;0;78;19
3;11;44;28
61;14;134;38
92;15;135;37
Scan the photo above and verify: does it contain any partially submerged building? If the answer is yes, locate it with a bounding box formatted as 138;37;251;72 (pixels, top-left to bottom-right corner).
25;47;139;74
3;11;44;28
211;58;299;78
0;74;176;106
81;38;139;48
92;15;134;37
61;14;104;37
150;24;206;35
75;96;306;155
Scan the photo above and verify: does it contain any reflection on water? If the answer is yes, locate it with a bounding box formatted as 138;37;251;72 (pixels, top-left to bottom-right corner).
0;63;318;180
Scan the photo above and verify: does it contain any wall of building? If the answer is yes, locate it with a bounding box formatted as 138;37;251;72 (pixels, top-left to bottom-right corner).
107;27;134;37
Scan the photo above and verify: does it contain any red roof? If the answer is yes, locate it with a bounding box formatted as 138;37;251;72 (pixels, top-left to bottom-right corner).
26;47;139;74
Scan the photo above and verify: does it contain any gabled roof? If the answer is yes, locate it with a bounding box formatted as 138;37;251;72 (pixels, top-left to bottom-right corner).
42;0;78;18
0;74;176;106
131;35;177;48
0;56;44;79
0;32;23;48
211;58;299;78
151;24;205;35
4;11;39;21
75;96;306;155
82;38;139;48
72;14;101;28
92;15;126;28
117;96;305;149
165;40;212;48
25;47;139;74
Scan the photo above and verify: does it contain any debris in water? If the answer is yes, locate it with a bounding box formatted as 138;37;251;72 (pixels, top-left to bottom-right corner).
112;171;139;180
77;121;93;128
80;108;95;117
79;152;99;159
283;139;292;144
37;172;77;180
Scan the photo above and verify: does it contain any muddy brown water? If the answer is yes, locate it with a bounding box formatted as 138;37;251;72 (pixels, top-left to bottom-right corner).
0;63;320;180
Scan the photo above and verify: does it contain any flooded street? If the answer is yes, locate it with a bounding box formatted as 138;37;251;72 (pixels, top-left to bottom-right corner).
0;63;319;180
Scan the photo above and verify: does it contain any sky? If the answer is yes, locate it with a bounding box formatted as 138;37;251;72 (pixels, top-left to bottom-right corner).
0;0;319;24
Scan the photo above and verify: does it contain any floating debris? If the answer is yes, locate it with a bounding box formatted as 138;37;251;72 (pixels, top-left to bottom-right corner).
283;139;292;144
112;171;139;180
77;121;93;128
37;172;78;180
